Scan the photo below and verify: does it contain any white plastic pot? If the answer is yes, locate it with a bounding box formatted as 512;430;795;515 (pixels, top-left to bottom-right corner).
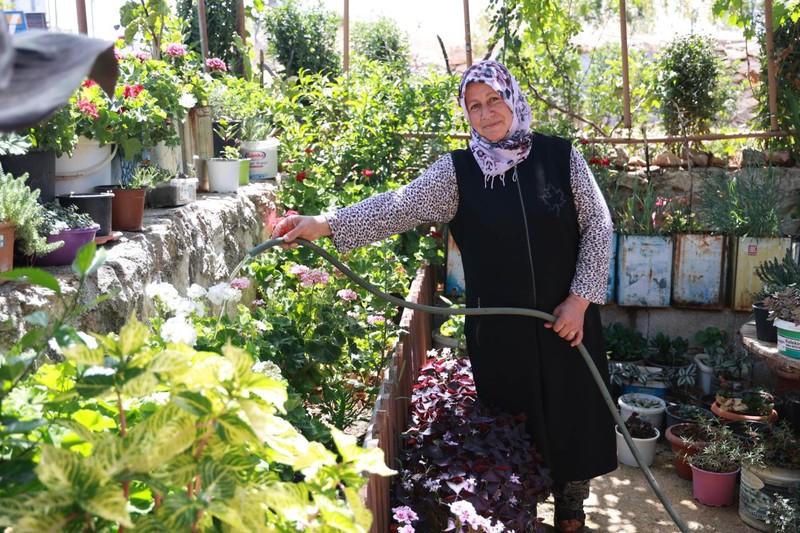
207;158;241;193
616;425;660;467
618;392;667;431
240;138;279;180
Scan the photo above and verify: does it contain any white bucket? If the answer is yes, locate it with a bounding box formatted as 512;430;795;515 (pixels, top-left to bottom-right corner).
55;137;116;196
146;141;182;174
207;159;240;193
240;138;279;180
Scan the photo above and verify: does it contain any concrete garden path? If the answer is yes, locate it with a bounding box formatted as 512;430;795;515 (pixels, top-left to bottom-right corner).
537;440;749;532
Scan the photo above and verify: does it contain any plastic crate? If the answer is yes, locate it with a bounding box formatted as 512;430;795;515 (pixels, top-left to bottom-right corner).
147;178;197;208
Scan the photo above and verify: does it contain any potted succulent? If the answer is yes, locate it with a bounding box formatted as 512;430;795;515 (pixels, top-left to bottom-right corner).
0;171;60;272
739;422;800;531
33;202;99;267
763;285;800;358
96;164;159;232
687;425;743;506
616;412;660;467
712;387;778;424
752;252;800;342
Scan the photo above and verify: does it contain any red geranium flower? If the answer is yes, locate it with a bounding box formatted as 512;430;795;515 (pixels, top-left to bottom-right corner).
579;138;589;144
361;169;374;178
304;147;313;154
588;158;601;165
295;171;308;182
77;99;100;120
600;158;610;166
82;79;98;88
123;84;145;99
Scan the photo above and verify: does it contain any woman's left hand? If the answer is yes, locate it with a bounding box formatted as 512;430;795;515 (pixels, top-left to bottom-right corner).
544;293;590;347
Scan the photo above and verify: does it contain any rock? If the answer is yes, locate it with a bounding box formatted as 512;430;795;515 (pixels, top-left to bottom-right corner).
628;156;647;168
709;156;727;168
614;147;629;169
682;147;709;167
654;151;683;167
732;148;765;168
767;149;793;167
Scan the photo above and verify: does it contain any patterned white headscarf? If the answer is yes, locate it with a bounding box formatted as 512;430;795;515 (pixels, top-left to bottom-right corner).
458;60;533;188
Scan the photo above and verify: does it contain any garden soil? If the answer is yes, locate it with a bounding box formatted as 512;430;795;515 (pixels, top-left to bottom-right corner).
537;441;752;532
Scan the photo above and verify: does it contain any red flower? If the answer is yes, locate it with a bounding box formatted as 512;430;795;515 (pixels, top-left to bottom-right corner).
600;158;610;166
295;171;308;182
304;147;313;154
77;99;99;120
588;158;601;165
82;79;97;88
579;138;589;144
285;159;295;165
123;84;145;99
361;169;374;178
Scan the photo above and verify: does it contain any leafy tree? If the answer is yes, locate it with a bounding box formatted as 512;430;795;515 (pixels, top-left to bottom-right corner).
352;17;411;69
655;33;732;135
259;0;340;79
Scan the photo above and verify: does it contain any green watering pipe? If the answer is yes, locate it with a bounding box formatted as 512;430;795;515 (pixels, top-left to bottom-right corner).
248;237;691;533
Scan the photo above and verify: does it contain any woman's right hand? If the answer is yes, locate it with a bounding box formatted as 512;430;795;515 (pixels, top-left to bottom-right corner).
272;214;332;247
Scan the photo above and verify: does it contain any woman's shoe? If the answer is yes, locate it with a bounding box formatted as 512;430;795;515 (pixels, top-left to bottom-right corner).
554;507;585;532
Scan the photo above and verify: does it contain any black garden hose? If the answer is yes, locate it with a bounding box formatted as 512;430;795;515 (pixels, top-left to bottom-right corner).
249;237;691;533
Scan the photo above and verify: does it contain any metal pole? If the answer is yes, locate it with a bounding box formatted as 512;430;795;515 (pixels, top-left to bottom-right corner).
463;0;473;67
343;0;350;72
402;130;791;144
619;0;631;130
75;0;88;34
197;0;210;72
764;0;779;131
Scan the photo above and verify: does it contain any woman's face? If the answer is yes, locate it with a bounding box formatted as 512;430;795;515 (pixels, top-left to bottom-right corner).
464;82;513;143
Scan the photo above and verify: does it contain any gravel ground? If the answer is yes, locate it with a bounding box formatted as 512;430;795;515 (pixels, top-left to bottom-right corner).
536;440;753;532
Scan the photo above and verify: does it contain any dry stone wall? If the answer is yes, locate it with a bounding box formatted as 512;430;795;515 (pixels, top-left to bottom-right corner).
0;183;278;350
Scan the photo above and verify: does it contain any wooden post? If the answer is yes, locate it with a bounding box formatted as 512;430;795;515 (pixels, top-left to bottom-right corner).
463;0;473;67
764;0;779;131
237;0;246;47
343;0;350;72
619;0;631;130
197;0;210;72
75;0;88;34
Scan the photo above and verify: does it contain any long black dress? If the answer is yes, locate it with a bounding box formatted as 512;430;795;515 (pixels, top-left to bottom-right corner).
448;134;617;485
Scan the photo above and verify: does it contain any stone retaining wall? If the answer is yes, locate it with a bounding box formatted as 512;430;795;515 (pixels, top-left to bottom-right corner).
0;183;278;350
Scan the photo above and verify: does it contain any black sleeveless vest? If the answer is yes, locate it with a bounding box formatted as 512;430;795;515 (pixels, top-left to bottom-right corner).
448;133;616;484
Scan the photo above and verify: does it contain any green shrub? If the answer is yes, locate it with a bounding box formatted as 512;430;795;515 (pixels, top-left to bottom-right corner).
260;0;340;78
757;14;800;149
655;33;732;135
176;0;246;76
352;17;411;68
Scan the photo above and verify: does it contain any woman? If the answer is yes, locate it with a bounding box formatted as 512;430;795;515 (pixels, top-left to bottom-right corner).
273;60;616;532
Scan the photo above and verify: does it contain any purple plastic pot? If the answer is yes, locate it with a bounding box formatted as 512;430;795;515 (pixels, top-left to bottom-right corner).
35;225;99;267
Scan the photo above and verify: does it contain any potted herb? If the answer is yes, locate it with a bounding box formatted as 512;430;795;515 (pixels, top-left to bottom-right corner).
693;326;752;395
752;252;800;342
207;145;244;193
697;167;791;311
33;202;99;266
0;171;60;272
687;425;743;506
616;412;659;467
646;332;696;394
739;422;800;531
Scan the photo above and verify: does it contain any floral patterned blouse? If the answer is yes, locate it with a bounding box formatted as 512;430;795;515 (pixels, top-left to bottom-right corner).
324;147;612;304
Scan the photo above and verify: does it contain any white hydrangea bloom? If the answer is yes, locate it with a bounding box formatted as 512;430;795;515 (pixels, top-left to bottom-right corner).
186;283;207;300
161;316;198;346
207;282;229;306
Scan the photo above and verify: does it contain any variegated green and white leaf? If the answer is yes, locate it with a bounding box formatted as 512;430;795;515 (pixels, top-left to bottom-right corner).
14;512;72;533
217;412;257;445
205;499;248;532
120;369;159;397
156;492;200;531
331;427;396;477
199;458;237;500
124;405;197;472
261;482;312;523
221;344;254;382
148;347;194;375
239;398;280;442
150;452;197;487
241;373;288;413
118;316;150;356
56;419;100;444
173;391;214;416
87;433;125;477
293;441;336;477
178;354;232;388
131;514;172;533
315;493;362;533
344;486;372;532
36;444;104;493
83;481;132;528
62;342;105;365
0;490;73;524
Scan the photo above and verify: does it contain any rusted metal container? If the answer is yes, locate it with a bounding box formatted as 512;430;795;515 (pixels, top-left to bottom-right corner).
671;233;727;308
180;105;214;192
444;232;465;296
616;235;673;307
606;232;618;303
729;236;792;311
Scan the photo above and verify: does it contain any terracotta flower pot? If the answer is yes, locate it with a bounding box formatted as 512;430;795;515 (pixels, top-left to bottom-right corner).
0;221;13;274
96;186;146;231
665;423;709;480
711;401;778;424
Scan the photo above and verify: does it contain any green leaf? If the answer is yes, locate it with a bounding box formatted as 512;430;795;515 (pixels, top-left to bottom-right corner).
24;310;50;327
71;409;117;432
125;406;196;473
174;391;214;416
62;342;105;366
0;417;46;435
0;267;61;294
344;486;372;531
156;492;199;531
118;316;149;356
260;482;311;519
331;427;396;476
74;371;115;398
198;459;237;500
217;412;256;444
72;242;103;277
36;444;103;493
148;347;193;375
120;369;159;397
150;452;196;487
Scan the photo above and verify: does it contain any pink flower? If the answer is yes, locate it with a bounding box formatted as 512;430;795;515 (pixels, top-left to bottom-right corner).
123;84;145;99
655;196;670;207
82;79;97;88
134;51;150;62
398;526;415;533
289;264;310;277
230;277;250;290
77;99;100;120
252;299;265;306
113;47;125;60
392;506;418;524
361;169;374;178
367;315;386;325
337;289;358;302
165;43;187;57
206;57;227;72
301;269;330;287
